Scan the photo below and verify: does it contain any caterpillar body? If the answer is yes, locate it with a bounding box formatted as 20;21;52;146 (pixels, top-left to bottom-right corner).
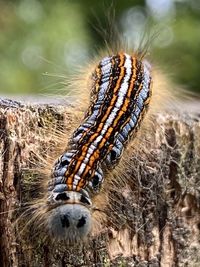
46;51;152;243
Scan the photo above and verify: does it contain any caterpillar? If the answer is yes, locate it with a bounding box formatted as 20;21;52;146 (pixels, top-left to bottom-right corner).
45;51;152;243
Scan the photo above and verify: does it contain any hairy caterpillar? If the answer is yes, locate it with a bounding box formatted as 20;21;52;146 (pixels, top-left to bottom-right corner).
44;51;152;243
15;21;179;245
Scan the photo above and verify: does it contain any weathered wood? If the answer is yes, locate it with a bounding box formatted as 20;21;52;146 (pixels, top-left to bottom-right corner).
0;98;200;267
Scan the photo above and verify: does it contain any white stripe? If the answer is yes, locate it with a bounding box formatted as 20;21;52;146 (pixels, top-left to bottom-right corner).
97;54;132;138
101;63;112;74
82;54;132;166
73;54;133;181
78;163;86;176
85;58;112;126
101;56;112;66
99;81;110;93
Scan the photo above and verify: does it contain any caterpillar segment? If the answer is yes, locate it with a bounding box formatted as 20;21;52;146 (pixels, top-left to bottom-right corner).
47;52;152;243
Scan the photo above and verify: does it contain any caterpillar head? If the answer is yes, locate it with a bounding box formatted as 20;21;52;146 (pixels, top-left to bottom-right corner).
47;189;92;244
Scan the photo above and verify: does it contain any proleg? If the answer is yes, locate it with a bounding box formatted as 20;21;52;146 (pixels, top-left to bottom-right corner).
47;52;152;243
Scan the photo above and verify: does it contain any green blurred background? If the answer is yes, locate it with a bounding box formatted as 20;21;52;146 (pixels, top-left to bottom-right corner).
0;0;200;95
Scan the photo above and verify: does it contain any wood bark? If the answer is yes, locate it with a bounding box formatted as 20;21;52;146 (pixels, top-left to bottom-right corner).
0;98;200;267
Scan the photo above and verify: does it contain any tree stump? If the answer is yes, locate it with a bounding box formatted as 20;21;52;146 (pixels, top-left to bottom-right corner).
0;98;200;267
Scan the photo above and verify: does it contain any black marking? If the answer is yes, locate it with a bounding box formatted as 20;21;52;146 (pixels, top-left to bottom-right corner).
80;195;91;206
77;216;86;228
55;193;70;201
110;149;117;162
60;214;70;228
92;174;100;187
60;159;70;167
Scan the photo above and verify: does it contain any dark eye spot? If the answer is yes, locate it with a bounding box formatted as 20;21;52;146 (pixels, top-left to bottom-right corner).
80;195;91;206
73;128;83;138
60;159;70;167
60;214;70;228
110;149;117;161
92;175;99;187
55;193;70;201
77;216;86;228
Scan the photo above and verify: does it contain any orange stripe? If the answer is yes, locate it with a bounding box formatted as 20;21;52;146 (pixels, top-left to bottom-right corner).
78;53;127;183
117;60;144;130
110;57;136;129
87;53;125;142
91;57;116;128
77;57;114;145
89;56;136;157
77;57;152;190
76;53;126;188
